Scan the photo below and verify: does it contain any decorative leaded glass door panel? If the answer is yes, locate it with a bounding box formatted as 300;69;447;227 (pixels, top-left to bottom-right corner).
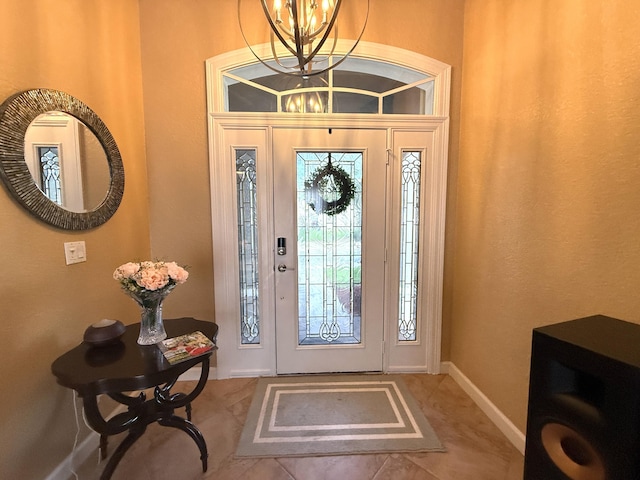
272;128;386;374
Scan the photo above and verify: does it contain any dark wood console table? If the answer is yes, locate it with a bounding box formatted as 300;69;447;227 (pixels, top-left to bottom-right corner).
51;317;218;480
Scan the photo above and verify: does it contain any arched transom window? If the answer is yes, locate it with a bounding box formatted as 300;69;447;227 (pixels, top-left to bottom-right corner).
209;41;450;116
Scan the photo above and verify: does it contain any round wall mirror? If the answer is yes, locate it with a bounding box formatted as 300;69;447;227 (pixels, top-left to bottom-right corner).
0;89;124;230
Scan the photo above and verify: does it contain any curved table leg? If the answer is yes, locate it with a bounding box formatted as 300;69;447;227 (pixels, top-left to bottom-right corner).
100;428;146;480
83;356;211;478
158;415;208;472
99;434;108;460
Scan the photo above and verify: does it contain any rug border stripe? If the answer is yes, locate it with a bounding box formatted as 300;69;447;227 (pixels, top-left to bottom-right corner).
236;374;446;458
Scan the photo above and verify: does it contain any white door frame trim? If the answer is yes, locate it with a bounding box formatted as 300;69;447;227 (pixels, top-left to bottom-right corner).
206;43;450;379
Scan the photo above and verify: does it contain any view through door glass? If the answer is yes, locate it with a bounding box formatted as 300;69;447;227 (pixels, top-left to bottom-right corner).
273;128;386;374
297;151;362;345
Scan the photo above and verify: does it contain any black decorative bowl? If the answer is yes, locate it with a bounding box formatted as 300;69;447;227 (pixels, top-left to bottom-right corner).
83;319;126;347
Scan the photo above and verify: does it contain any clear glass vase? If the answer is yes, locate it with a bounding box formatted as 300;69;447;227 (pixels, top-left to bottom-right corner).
138;296;167;345
128;288;173;345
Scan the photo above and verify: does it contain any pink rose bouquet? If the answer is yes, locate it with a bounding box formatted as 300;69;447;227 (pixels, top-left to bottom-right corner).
113;260;189;296
113;260;189;344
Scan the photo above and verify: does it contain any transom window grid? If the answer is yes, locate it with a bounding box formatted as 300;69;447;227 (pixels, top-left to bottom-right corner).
296;152;363;345
236;149;261;345
223;56;435;115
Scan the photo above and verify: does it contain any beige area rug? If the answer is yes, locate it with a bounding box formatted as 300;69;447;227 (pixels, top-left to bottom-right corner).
235;374;446;458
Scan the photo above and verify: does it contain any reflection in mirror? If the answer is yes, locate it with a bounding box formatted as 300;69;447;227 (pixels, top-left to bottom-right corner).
0;89;124;230
25;112;110;213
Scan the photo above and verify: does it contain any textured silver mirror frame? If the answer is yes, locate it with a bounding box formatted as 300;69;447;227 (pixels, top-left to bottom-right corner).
0;89;124;230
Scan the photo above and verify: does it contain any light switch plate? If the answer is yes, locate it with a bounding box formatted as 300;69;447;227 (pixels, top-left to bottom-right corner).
64;241;86;265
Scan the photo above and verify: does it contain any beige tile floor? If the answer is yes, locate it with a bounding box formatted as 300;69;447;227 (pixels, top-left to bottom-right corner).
73;374;524;480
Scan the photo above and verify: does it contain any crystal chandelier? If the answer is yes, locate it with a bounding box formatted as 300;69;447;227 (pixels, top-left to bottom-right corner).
238;0;369;77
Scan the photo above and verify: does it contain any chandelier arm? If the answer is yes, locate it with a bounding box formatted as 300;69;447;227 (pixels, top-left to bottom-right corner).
271;34;306;74
240;1;298;70
260;0;299;58
271;32;301;69
312;0;370;73
241;0;369;77
290;0;308;73
305;24;330;43
301;24;338;71
306;0;342;58
305;0;335;43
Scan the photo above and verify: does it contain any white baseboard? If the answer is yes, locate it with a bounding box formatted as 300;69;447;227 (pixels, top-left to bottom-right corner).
47;366;217;480
445;361;526;454
228;368;273;378
46;428;101;480
179;365;217;381
386;365;431;373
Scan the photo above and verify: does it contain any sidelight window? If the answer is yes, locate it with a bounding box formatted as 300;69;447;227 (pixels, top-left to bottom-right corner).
236;149;260;344
398;151;422;341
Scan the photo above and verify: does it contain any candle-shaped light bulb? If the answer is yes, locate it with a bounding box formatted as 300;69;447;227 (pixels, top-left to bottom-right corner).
274;0;282;22
299;0;309;30
322;0;329;23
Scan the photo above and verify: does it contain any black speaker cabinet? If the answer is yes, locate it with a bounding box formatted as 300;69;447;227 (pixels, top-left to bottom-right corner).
524;315;640;480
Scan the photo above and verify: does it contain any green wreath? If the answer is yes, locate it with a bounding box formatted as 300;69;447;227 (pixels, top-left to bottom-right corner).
304;160;356;216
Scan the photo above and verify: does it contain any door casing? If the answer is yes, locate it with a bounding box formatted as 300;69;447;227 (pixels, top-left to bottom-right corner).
209;114;448;379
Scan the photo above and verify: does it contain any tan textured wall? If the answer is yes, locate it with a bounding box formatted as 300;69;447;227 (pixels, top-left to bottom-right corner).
454;0;640;432
5;1;637;473
0;1;465;476
137;0;242;324
137;0;465;360
0;1;149;478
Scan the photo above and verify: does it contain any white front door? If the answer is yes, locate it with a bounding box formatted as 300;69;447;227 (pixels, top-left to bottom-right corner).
272;127;387;374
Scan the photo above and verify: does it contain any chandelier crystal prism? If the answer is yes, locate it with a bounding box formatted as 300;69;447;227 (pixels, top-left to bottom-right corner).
238;0;369;77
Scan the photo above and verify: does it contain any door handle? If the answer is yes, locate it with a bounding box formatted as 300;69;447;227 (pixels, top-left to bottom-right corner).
277;264;294;272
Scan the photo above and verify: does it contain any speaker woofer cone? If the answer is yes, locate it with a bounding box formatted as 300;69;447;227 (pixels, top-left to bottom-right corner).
540;422;606;480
